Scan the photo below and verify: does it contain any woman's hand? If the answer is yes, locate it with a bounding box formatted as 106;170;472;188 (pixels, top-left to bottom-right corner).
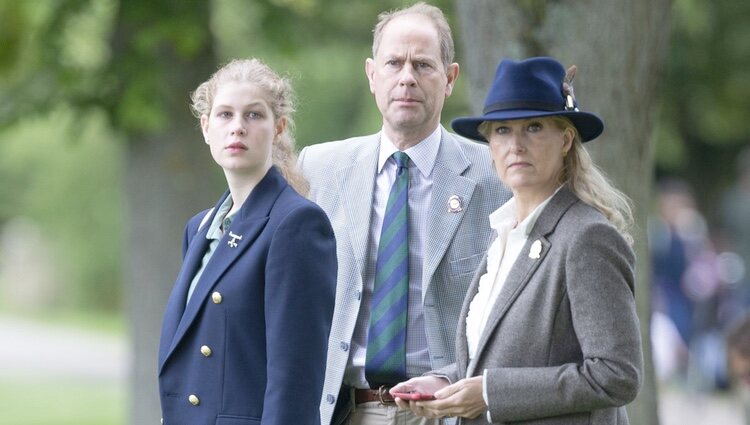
391;376;487;419
390;376;449;401
390;376;448;415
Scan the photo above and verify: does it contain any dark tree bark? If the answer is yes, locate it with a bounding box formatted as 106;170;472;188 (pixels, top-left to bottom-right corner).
455;1;672;423
109;2;219;423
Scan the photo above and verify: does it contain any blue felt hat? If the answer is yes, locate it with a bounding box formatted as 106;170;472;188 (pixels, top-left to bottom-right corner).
451;57;604;143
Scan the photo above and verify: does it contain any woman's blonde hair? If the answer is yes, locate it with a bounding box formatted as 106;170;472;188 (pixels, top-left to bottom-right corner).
479;117;634;244
190;58;309;196
554;116;634;244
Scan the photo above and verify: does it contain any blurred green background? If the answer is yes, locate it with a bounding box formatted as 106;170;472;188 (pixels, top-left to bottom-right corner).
0;0;748;424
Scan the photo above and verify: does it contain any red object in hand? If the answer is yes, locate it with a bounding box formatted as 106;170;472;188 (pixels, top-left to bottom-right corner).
391;392;436;401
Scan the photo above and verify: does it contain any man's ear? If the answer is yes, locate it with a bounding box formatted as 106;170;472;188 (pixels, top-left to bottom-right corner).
445;62;459;96
365;58;376;94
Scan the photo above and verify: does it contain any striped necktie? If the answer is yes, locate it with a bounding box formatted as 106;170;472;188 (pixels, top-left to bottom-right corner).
366;151;410;386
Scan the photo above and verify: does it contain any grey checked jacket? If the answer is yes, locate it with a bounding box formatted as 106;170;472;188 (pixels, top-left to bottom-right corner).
298;128;510;425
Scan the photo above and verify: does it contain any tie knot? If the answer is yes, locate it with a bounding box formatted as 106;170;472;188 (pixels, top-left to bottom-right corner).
393;151;410;170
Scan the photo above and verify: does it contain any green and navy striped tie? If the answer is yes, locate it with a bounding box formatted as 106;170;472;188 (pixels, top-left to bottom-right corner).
366;151;410;386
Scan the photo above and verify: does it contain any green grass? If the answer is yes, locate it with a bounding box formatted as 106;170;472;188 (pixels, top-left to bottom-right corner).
0;377;126;425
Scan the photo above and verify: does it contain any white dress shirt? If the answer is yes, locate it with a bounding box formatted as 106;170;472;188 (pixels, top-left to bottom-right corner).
344;126;441;388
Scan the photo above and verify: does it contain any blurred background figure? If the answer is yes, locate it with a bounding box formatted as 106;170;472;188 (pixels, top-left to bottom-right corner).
650;179;696;365
649;178;729;390
719;147;750;311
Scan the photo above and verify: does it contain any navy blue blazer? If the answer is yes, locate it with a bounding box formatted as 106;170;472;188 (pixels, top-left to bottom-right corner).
158;166;337;425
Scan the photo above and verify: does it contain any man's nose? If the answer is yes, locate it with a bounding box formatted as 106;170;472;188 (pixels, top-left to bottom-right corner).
397;65;418;86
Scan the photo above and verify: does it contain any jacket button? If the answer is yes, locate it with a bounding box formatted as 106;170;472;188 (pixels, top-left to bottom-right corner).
340;342;349;351
211;292;223;304
200;345;212;357
326;394;336;404
188;394;200;406
160;419;163;424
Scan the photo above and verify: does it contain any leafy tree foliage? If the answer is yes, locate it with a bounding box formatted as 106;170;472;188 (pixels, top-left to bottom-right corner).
655;0;750;216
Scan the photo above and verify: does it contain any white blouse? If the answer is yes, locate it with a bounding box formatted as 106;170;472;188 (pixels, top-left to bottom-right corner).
465;190;558;360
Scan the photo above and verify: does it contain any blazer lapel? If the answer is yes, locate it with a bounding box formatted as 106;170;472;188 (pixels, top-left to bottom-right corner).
159;167;286;373
158;209;216;367
422;130;477;298
467;188;578;376
336;137;379;277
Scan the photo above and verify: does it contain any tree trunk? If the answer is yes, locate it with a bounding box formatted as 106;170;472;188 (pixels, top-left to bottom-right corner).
124;129;218;425
110;3;219;424
455;1;672;423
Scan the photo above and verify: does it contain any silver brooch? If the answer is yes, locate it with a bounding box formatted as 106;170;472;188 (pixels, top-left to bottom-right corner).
448;195;463;213
227;231;243;248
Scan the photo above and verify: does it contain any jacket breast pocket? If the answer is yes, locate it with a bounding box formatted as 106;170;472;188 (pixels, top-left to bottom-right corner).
449;252;484;278
215;415;261;425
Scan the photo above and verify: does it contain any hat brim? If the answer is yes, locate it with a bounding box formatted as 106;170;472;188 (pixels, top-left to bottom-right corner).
451;109;604;143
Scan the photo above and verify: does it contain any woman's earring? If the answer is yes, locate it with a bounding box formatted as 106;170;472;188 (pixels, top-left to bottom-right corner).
562;150;568;158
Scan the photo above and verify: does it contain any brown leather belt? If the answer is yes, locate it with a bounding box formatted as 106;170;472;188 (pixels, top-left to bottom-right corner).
353;386;395;404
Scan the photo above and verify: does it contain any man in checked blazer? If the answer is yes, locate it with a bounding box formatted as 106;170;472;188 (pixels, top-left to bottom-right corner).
297;3;510;425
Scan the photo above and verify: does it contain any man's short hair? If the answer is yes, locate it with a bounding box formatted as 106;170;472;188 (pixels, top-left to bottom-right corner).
371;2;455;71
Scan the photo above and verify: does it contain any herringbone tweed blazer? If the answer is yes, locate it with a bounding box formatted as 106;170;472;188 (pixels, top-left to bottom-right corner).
435;187;643;425
298;128;510;425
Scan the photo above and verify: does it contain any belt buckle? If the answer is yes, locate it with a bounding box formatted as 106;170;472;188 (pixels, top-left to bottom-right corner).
377;385;394;405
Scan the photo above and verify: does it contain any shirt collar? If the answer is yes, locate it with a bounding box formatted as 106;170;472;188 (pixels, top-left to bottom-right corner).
488;186;562;236
377;126;441;178
206;194;236;240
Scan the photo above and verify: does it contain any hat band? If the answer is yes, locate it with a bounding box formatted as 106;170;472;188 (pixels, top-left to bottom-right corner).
483;100;564;115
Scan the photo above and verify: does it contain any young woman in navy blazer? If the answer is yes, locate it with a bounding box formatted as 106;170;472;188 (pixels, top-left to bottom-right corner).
158;58;337;425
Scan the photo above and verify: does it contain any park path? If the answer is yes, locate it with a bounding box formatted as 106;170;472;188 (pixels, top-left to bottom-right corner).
0;314;744;424
0;314;127;381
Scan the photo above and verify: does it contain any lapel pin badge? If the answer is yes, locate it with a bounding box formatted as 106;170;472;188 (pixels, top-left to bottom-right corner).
529;239;542;259
448;195;463;213
227;231;243;248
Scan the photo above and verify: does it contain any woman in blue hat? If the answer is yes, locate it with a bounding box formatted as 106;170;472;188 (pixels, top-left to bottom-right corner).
390;57;643;424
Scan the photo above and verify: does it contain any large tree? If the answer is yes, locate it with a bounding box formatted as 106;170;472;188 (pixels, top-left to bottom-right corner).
454;1;672;424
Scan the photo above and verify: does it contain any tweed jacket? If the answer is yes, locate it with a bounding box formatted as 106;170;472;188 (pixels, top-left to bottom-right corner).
298;128;510;425
158;167;337;425
436;187;643;425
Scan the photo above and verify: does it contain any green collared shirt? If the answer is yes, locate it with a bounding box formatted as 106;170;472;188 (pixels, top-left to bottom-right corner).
185;195;237;306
